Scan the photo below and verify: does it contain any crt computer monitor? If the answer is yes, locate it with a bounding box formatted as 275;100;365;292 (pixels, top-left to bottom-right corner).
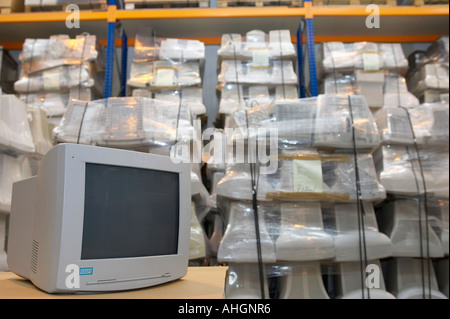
7;143;191;293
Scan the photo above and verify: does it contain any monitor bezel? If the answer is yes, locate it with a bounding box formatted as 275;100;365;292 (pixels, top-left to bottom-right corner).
44;144;190;292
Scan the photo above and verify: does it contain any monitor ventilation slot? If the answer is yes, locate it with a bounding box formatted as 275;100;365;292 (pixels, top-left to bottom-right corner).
31;240;39;274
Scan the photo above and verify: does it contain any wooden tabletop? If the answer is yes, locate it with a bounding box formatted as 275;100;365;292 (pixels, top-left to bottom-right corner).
0;266;227;299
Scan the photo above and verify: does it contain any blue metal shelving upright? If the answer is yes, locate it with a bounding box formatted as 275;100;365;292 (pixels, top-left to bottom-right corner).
297;0;319;98
104;0;117;98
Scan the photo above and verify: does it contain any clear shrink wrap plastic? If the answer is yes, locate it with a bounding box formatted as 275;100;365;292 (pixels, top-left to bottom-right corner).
323;72;420;108
128;60;202;89
133;30;205;62
217;30;296;60
228;94;380;150
14;64;94;93
317;42;408;77
216;150;386;203
373;102;449;197
128;28;204;90
19;35;98;70
53;97;194;148
217;199;396;299
14;34;103;122
218;59;297;85
375;103;449;146
218;83;298;115
131;88;206;117
213;93;408;299
372;56;449;298
377;199;447;259
16;34;100;93
19;87;93;117
374;145;449;197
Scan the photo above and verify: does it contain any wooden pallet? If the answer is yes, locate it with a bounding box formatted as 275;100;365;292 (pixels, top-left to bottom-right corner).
123;0;209;9
312;0;397;5
0;0;24;13
24;0;106;12
217;0;301;7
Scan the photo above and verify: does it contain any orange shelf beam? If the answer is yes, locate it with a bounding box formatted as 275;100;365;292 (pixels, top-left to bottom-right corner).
0;6;447;24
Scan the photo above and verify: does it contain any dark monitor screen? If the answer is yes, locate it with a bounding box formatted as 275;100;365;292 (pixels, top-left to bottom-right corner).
81;163;180;260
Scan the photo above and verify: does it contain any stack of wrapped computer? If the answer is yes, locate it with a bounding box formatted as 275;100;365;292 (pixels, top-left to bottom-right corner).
215;30;299;126
213;93;398;298
14;34;104;139
317;41;412;112
372;40;449;298
127;27;207;125
205;29;299;265
0;95;36;271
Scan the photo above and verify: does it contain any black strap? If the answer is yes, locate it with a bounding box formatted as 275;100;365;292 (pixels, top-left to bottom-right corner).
347;95;370;299
245;109;265;300
76;101;90;145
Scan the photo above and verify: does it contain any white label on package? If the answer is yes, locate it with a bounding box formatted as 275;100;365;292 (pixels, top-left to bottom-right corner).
362;53;380;71
155;68;175;87
292;160;323;193
43;69;61;91
252;49;270;67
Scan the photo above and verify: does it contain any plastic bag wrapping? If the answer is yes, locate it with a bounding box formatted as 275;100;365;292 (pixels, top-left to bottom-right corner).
374;145;449;197
229;94;380;150
133;28;205;62
19;87;94;117
224;262;332;299
375;103;449;146
218;83;298;115
216;150;386;203
218;200;395;298
224;260;397;299
14;64;94;94
218;59;298;85
377;199;446;258
217;30;296;60
127;60;201;89
321;202;393;262
217;201;277;263
217;201;334;263
317;42;408;77
323;72;420;109
0;95;35;155
131;87;206;117
19;34;98;64
322;73;356;96
53;97;194;148
0;153;32;213
383;73;420;108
